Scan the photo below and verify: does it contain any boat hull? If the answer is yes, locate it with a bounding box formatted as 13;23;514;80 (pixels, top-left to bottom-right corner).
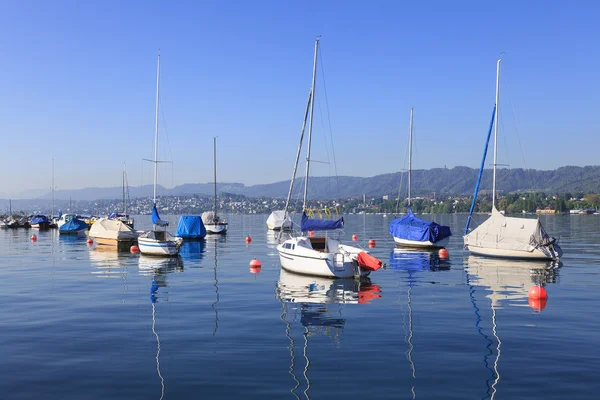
58;229;87;236
138;238;181;256
205;223;228;234
277;238;371;278
92;236;137;250
393;236;449;249
465;244;556;260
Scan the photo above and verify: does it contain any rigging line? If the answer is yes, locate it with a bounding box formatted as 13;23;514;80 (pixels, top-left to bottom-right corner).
395;126;411;215
315;95;332;194
318;48;340;192
504;73;534;189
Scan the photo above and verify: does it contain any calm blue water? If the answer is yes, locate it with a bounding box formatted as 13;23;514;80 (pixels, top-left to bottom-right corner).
1;214;599;399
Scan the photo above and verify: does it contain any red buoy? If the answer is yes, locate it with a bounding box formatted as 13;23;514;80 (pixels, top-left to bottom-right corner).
130;245;140;254
528;286;548;300
30;234;37;242
352;234;358;241
308;231;315;237
249;258;262;268
439;248;449;259
368;239;376;248
245;236;252;243
528;297;548;312
87;238;94;245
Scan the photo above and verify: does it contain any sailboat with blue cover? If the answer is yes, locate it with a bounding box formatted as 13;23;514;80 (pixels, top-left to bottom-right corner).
389;109;452;248
137;53;183;256
276;38;382;278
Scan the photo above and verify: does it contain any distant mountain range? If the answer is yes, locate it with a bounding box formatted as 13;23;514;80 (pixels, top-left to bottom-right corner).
4;165;600;201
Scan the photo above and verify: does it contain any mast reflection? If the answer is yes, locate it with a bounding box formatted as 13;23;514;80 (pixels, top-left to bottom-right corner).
276;269;381;398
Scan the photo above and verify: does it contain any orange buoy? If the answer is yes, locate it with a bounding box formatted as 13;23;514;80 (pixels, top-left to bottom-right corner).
250;258;262;268
528;297;548;312
439;248;449;259
30;234;37;242
308;231;315;237
245;236;252;243
352;234;358;241
368;239;376;248
87;238;94;245
130;245;140;254
528;285;548;300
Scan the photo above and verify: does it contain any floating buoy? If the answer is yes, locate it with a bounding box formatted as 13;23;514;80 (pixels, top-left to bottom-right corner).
30;234;37;242
308;231;315;237
87;238;94;245
528;285;548;300
245;236;252;243
439;248;449;259
352;234;358;241
249;258;262;268
368;239;376;248
130;245;140;254
528;297;548;312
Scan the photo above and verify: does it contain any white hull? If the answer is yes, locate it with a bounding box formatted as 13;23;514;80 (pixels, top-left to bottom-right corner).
138;237;182;256
393;236;449;248
205;223;227;234
465;244;556;260
277;236;370;278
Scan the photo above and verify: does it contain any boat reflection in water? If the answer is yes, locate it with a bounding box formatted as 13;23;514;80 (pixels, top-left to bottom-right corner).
465;255;562;399
388;248;452;399
276;269;381;399
179;239;206;261
88;246;137;279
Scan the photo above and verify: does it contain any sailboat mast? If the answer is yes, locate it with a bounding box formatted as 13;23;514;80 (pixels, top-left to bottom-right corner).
51;158;55;218
123;163;126;215
213;137;217;213
492;58;500;209
302;37;319;211
153;53;161;206
283;89;312;222
408;108;413;207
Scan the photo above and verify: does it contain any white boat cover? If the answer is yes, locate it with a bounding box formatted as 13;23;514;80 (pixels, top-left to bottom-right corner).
266;210;292;230
202;211;219;224
464;208;553;252
89;217;138;241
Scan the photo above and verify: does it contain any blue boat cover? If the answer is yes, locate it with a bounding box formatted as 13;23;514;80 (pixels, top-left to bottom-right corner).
152;204;168;227
389;209;452;243
300;212;343;232
175;216;207;239
59;217;88;232
30;215;49;225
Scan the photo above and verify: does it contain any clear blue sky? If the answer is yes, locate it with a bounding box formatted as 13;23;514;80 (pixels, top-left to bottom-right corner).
1;0;598;198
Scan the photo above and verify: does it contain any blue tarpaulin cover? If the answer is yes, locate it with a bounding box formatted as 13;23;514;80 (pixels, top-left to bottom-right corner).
30;215;49;225
175;216;207;239
389;209;452;243
301;212;343;232
152;204;168;227
59;217;88;233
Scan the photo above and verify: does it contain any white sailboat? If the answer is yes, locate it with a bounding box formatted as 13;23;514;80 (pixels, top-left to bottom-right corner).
138;53;183;256
203;137;228;234
463;58;562;260
277;38;382;278
389;108;452;248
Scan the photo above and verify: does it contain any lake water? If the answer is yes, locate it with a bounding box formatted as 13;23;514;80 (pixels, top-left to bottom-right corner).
1;214;599;399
